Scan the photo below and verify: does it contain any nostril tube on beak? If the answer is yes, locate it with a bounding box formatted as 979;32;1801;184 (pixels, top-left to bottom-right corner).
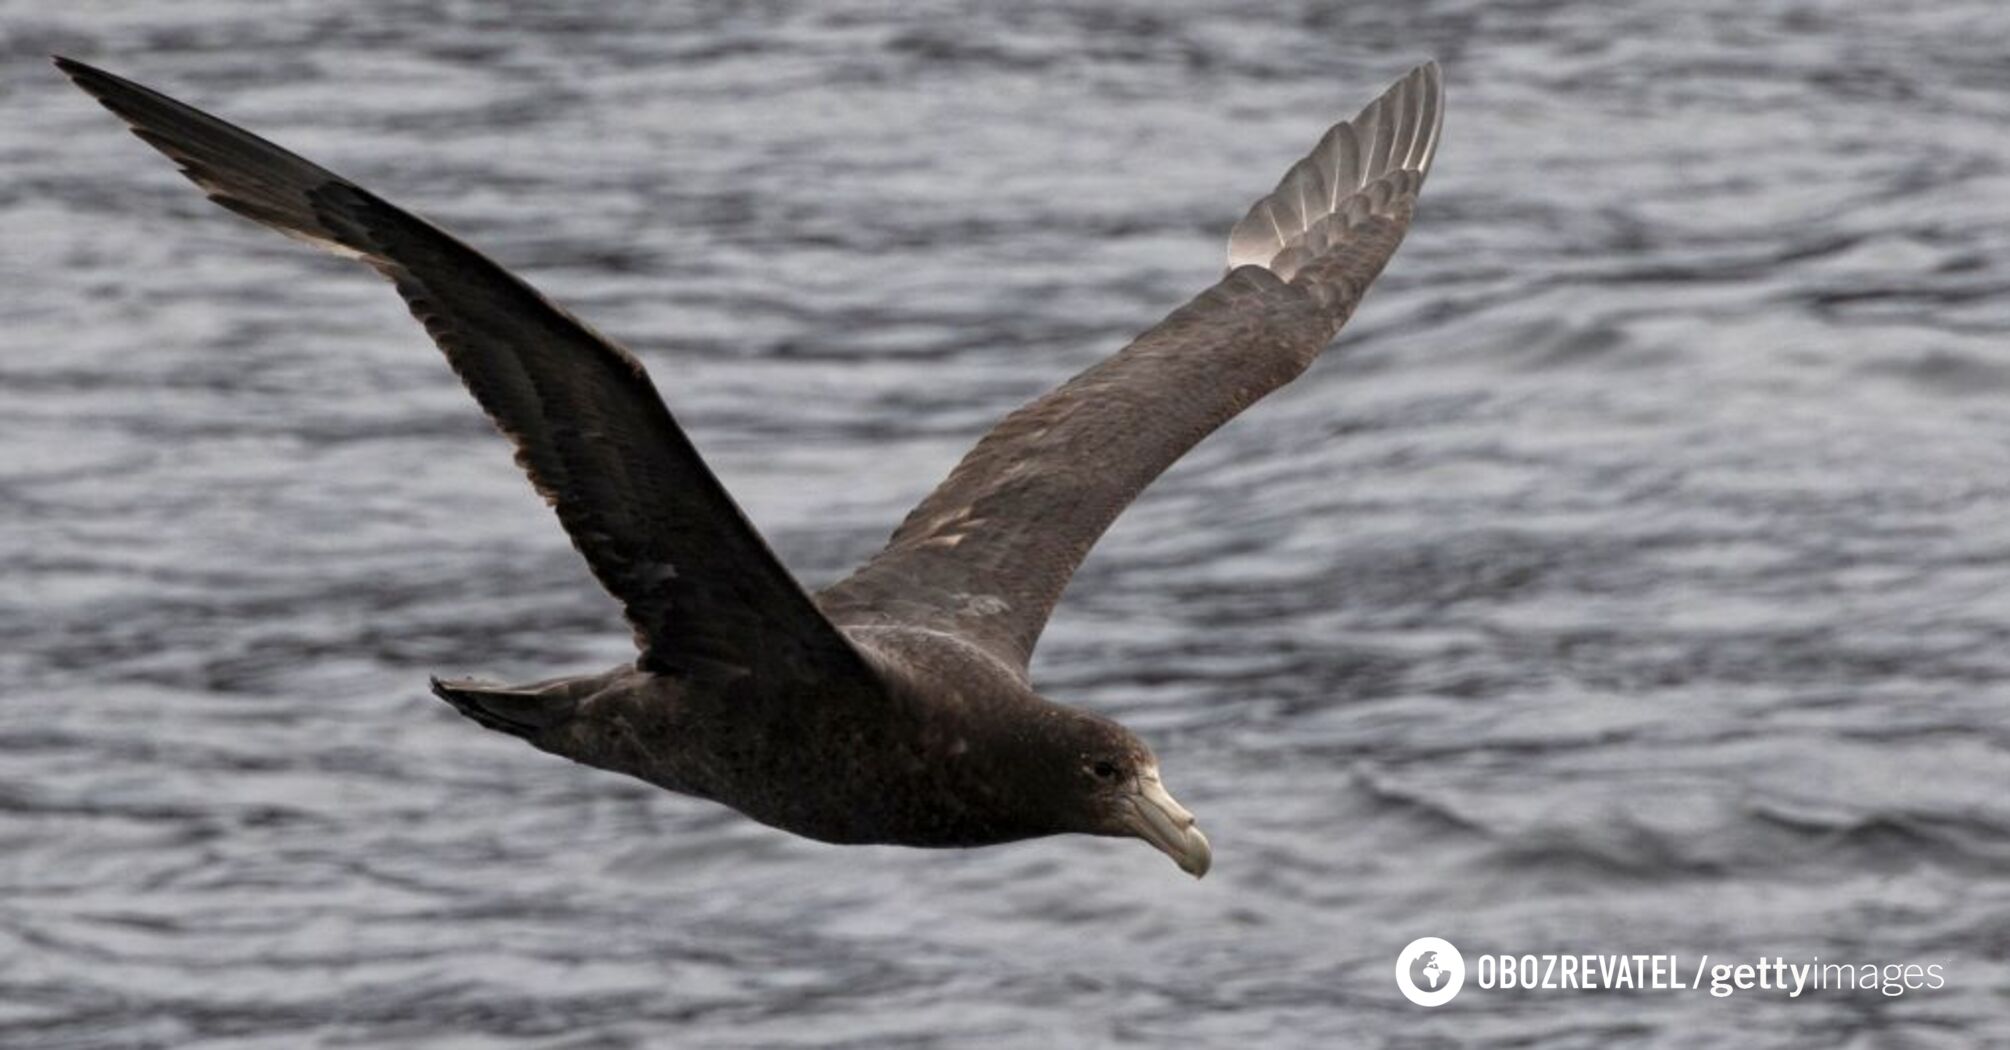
1126;766;1211;878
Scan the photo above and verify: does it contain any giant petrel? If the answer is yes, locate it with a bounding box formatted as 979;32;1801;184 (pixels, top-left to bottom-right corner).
57;56;1441;877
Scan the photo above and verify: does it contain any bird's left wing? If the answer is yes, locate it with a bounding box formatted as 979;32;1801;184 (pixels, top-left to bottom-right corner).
56;57;877;688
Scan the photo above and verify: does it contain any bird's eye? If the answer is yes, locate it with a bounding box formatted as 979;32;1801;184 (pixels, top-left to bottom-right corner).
1092;760;1120;780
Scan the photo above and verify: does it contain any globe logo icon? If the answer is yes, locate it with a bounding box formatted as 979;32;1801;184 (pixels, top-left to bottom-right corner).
1395;937;1465;1007
1410;950;1448;990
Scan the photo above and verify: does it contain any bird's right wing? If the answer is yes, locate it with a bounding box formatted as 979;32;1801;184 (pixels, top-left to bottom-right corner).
56;57;877;689
820;63;1442;675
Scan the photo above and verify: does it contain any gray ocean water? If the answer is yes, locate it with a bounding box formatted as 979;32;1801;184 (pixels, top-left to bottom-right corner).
7;1;2010;1046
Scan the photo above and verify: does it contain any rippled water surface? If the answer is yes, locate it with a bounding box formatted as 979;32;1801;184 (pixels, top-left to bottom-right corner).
8;1;2010;1046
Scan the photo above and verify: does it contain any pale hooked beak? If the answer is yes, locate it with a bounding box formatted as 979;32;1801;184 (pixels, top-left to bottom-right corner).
1123;766;1212;878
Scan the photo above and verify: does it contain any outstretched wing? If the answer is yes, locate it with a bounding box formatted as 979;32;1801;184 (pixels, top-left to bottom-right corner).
56;56;873;687
819;63;1443;675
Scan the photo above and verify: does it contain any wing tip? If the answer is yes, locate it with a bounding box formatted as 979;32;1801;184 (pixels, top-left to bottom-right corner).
52;54;131;104
1224;59;1444;278
53;55;384;262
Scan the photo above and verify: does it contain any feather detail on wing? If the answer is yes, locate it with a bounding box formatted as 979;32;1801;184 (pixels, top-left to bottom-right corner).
56;56;875;689
1227;61;1442;280
821;63;1444;673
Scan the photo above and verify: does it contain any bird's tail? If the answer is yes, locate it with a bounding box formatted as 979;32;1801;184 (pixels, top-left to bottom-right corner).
1225;62;1443;283
430;675;583;740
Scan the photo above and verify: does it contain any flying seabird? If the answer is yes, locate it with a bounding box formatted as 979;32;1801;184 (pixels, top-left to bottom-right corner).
56;56;1441;878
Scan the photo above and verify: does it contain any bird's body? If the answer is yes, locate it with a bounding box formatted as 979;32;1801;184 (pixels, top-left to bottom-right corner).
56;55;1443;877
439;627;1121;851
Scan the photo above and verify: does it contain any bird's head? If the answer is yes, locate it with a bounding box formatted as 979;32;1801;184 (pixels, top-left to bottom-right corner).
1021;705;1212;878
860;633;1212;877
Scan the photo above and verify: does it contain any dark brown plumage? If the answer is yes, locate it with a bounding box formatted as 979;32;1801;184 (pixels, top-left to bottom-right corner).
55;55;1442;877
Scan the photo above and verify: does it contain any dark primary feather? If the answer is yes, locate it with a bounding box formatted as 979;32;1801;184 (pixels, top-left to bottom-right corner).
52;56;873;687
819;64;1441;673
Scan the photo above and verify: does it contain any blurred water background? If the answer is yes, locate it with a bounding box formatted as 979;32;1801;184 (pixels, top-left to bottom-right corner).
7;1;2010;1046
